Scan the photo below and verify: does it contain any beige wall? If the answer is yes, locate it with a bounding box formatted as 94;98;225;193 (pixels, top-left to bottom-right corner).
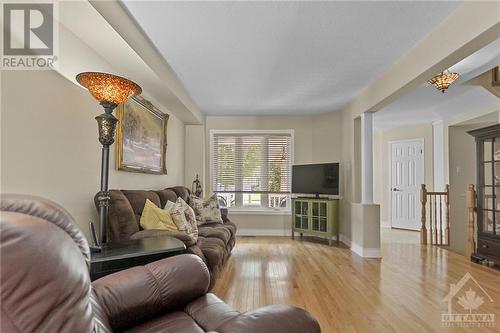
447;125;478;255
1;70;186;238
184;124;205;188
311;112;344;163
373;123;434;224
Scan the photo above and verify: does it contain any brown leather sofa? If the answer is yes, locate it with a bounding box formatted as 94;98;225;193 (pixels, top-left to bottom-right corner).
1;194;321;333
97;186;236;288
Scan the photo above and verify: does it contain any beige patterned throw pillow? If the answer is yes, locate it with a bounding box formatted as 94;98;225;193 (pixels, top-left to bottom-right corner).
164;199;198;241
177;197;198;237
189;194;223;225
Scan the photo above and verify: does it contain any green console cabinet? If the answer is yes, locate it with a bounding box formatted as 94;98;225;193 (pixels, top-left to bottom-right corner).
292;198;339;246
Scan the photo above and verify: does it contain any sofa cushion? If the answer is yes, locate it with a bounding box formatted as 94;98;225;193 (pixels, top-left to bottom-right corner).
167;186;190;203
222;221;237;238
197;236;226;272
131;230;197;247
154;189;178;209
122;190;161;226
198;224;231;245
106;190;140;241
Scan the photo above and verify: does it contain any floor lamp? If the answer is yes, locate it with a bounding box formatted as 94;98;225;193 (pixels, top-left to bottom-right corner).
76;72;141;251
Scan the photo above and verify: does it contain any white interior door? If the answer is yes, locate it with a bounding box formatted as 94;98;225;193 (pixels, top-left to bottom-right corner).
390;139;424;230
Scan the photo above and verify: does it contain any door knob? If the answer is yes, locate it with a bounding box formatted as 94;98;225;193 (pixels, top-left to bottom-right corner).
392;188;401;192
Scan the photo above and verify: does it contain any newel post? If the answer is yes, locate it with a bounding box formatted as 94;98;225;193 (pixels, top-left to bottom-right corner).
466;184;476;258
420;184;427;244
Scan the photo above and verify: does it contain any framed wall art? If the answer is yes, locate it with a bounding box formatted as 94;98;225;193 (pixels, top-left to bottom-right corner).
116;96;168;174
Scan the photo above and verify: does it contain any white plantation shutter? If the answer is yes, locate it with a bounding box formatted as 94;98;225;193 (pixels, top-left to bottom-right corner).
212;132;292;194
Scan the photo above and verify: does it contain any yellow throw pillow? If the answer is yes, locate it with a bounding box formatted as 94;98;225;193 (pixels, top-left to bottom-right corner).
140;199;178;232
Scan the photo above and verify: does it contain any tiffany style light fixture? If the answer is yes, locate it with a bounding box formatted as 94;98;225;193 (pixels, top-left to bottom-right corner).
428;70;460;93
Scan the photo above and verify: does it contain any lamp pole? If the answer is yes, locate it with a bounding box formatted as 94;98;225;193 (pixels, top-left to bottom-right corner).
95;101;118;245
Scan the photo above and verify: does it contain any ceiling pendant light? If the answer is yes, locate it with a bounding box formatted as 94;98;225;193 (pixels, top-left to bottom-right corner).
428;70;460;93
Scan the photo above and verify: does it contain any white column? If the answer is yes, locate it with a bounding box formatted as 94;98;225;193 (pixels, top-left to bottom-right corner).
432;120;445;191
361;112;374;204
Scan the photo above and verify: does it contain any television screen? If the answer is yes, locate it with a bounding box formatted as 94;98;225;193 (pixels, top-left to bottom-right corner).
292;163;339;195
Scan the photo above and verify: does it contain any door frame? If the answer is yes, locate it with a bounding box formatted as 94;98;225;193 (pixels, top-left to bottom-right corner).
388;138;425;230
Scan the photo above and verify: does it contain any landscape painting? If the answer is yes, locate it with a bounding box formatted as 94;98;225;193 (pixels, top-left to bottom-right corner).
116;96;168;174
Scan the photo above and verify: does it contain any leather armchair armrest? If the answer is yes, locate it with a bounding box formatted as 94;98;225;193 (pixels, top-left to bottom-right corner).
130;229;197;247
216;305;321;333
92;254;210;332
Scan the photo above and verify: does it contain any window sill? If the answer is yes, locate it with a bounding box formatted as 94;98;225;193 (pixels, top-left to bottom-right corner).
227;208;291;216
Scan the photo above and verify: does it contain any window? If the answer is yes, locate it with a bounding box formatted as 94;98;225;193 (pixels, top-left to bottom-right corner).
210;130;293;211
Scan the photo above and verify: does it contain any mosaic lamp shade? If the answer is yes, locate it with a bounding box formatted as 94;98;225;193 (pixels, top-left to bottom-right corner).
427;70;460;93
75;72;142;105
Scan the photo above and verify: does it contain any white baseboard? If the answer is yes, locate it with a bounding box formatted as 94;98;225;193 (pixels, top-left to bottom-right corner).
350;241;382;258
237;228;290;236
340;234;351;247
234;231;380;258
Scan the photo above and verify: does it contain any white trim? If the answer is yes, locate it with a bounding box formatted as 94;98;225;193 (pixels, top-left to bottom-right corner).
235;231;353;245
229;208;291;216
237;228;290;236
340;234;351;247
361;113;374;204
210;129;295;135
350;241;382;258
432;121;445;191
388;138;425;229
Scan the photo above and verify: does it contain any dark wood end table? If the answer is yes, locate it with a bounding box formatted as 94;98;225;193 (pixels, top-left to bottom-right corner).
90;236;186;281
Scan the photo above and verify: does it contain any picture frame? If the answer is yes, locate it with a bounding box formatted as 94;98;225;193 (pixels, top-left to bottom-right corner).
116;96;169;174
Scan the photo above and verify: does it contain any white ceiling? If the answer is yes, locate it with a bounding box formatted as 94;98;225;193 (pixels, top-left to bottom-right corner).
123;1;460;116
374;38;500;130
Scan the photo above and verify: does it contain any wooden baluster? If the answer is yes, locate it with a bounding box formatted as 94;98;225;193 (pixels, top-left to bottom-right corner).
420;184;427;244
445;184;450;245
433;195;437;244
466;184;476;258
439;194;443;245
429;193;433;245
434;195;438;245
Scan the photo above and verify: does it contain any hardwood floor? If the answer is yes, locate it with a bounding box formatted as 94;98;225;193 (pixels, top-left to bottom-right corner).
212;229;500;332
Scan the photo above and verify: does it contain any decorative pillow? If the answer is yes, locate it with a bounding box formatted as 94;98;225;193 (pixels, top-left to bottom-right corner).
164;199;198;241
189;194;223;225
140;199;178;231
177;197;199;237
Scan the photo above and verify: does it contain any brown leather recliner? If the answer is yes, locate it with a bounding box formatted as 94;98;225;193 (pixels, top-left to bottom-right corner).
1;194;321;333
97;186;236;289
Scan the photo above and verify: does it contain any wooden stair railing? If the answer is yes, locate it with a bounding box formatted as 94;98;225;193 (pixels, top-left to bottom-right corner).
420;184;450;245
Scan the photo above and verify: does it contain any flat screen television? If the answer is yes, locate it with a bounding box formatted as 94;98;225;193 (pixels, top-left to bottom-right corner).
292;163;339;196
